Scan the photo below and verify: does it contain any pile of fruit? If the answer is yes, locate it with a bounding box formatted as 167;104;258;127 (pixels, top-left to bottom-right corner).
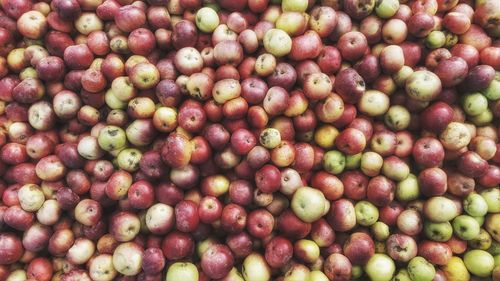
0;0;498;280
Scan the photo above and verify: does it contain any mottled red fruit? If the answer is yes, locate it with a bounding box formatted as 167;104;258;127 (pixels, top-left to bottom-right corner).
366;176;395;206
255;164;281;193
0;233;23;265
230;128;257;155
324;253;352;281
161;231;194;260
221;203;247;234
27;257;52;281
343;232;375;265
200;244;234;279
412;137;445;168
420;102;454;134
335;128;366;155
175;200;199;233
278;209;312;239
418;241;452;266
457;151;489;178
265;235;293;268
246;209;274;239
418;167;448;197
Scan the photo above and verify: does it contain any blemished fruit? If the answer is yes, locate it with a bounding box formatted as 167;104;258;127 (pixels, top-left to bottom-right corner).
0;0;498;280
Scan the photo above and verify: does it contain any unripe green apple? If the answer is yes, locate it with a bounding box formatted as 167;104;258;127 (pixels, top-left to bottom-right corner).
166;262;199;281
364;254;396;281
291;186;326;223
407;256;436;281
196;7;219;33
464;250;495;277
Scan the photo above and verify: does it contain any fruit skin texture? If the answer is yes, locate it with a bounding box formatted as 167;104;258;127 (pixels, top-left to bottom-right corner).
364;253;396;281
0;233;23;265
166;262;199;281
291;186;326;223
463;250;495;277
407;256;436;281
0;0;500;280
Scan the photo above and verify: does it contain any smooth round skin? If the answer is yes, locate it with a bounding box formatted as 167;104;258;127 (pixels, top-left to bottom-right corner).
442;256;470;281
423;221;453;242
97;125;127;152
259;128;282;149
166;262;199;281
323;150;346;175
396;174;420;202
480;188;500;213
263;29;292;57
464;250;495;277
375;0;399;18
405;70;442;102
291;186;326;223
282;0;308;12
452;215;480;240
364;254;396;281
359;90;390;116
196;8;220;33
462;93;489;116
112;243;143;276
242;253;271;281
407;256;436;281
463;193;489;217
424;196;459;223
355;200;379;226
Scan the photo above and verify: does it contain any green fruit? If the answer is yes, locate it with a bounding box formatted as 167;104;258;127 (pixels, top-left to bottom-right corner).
166;262;199;281
291;186;326;223
263;29;292;57
105;89;127;109
424;196;459;223
469;109;493;126
468;229;492;250
195;7;219;33
453;215;481;240
375;0;399;18
116;148;142;172
462;92;489;116
423;221;453;242
425;31;446;49
482;79;500;100
345;153;362;170
407;256;436;281
488;241;500;255
443;31;458;48
392;66;414;87
396;174;420;202
365;254;396;281
259;128;282;149
405;70;442;102
98;125;127;151
392;269;412;281
281;0;308;12
371;221;390;241
322;150;346;175
355;200;379;226
352;265;364;279
384;105;410;131
463;249;495;277
464;193;489;217
480;188;500;213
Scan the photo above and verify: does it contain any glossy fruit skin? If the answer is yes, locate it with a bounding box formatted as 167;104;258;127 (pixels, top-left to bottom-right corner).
0;1;499;280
